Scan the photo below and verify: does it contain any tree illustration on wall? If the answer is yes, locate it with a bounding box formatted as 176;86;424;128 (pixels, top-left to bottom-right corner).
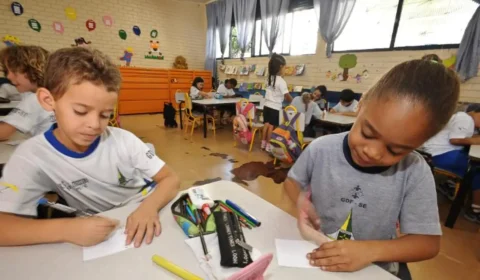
339;54;357;81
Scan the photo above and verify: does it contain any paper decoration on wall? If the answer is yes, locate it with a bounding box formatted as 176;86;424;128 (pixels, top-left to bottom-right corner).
120;47;133;66
249;64;256;72
339;54;357;81
295;64;305;76
254;83;262;90
133;26;141;36
86;19;96;31
102;16;113;27
256;67;265;76
247;83;254;90
11;2;23;16
28;19;41;32
337;72;344;81
326;70;332;78
443;55;457;70
3;35;20;47
119;30;127;40
71;37;91;47
225;65;233;74
284;66;295;76
65;7;77;20
355;74;362;83
52;22;64;34
293;85;303;92
219;64;226;71
362;70;369;79
239;82;248;92
150;29;158;38
145;40;164;60
232;66;238;75
239;66;249;76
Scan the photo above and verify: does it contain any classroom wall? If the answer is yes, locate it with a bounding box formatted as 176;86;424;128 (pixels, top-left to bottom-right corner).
218;37;480;103
0;0;207;69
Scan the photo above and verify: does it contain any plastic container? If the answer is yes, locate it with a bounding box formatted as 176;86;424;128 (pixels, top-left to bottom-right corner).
187;186;215;213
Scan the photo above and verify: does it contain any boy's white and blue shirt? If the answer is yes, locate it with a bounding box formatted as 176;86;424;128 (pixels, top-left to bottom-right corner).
288;132;441;274
0;125;164;216
2;92;56;136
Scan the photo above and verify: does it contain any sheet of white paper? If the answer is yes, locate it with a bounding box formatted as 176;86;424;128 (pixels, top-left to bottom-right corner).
83;227;133;261
275;239;318;268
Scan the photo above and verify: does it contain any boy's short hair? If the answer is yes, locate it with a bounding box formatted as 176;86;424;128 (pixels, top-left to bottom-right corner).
466;103;480;113
44;47;121;99
340;89;355;102
316;85;327;97
0;45;49;86
227;78;237;87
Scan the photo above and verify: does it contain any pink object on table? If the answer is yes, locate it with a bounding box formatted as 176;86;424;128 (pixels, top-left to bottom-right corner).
227;253;273;280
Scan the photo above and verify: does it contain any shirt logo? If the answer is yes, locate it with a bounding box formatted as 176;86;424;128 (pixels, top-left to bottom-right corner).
146;150;154;159
57;178;89;191
327;209;355;241
340;185;368;209
11;108;28;118
118;168;132;186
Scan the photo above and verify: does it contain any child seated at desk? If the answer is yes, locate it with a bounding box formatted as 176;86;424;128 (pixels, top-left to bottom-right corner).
285;60;459;278
312;85;328;111
0;47;180;248
422;104;480;224
0;45;56;140
190;77;212;99
291;92;323;137
330;89;358;116
217;78;237;98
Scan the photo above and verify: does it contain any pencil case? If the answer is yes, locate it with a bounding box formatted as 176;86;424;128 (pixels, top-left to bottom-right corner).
214;211;253;268
171;193;221;238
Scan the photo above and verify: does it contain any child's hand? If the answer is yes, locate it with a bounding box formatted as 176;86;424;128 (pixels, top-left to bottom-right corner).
307;240;374;272
297;192;330;245
125;204;161;248
64;216;119;247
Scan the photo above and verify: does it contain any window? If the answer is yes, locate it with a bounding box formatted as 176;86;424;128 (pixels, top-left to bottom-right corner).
215;31;230;58
290;9;318;55
334;0;479;52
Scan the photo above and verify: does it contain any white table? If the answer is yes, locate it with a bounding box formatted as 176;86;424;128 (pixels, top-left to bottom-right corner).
318;114;356;126
0;181;396;280
468;145;480;161
0;131;27;164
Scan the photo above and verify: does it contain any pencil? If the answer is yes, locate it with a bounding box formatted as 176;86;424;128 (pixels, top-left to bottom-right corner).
194;210;208;257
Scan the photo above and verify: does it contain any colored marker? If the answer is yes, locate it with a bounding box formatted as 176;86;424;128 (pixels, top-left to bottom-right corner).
194;209;209;258
219;202;256;228
38;198;92;217
185;204;197;224
226;199;261;227
152;255;203;280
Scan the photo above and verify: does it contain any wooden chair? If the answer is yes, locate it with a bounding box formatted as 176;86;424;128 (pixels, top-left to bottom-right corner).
183;92;216;137
233;99;264;152
108;104;121;127
175;90;186;129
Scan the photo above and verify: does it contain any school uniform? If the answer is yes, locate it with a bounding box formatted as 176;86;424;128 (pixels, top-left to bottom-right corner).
289;132;441;277
291;96;323;137
216;84;235;97
190;86;200;99
2;92;56;136
332;99;358;113
264;76;289;126
0;124;164;216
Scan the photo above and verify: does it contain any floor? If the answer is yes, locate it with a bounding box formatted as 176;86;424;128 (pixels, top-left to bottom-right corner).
121;113;480;280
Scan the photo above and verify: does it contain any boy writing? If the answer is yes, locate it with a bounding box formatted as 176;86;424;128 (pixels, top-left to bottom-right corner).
0;47;179;248
330;89;358;116
0;45;55;140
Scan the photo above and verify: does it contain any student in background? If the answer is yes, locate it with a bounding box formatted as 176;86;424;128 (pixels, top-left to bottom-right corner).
422;104;480;224
330;89;358;116
0;47;180;247
312;85;328;110
190;77;212;99
261;53;293;152
217;78;237;98
291;92;323;137
0;45;55;140
285;60;459;278
0;76;21;101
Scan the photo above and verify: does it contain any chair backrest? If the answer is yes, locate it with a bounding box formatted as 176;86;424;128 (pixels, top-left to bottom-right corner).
175;90;186;103
279;105;305;132
184;92;194;117
236;99;255;126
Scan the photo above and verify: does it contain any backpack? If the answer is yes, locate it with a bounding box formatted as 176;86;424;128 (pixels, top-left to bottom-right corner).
163;102;178;128
270;111;303;164
233;102;255;145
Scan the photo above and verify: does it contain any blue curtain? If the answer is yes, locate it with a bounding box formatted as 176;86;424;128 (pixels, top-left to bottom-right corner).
205;2;217;75
216;0;234;63
260;0;290;55
455;1;480;81
233;0;257;60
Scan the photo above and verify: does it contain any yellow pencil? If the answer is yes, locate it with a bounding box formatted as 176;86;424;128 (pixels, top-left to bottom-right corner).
151;255;203;280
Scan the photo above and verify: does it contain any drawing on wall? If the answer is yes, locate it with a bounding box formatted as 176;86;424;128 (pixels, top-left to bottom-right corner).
65;7;77;20
71;37;91;47
119;30;127;40
443;55;457;70
120;47;133;66
326;70;332;78
11;2;23;16
102;16;113;27
337;72;344;81
85;19;96;31
28;19;41;32
284;66;295;76
3;35;20;47
133;26;141;36
150;29;158;38
355;74;362;83
231;66;238;75
339;54;357;81
145;40;164;60
249;64;256;72
256;66;265;76
239;66;249;76
52;22;64;34
219;64;226;72
362;70;369;79
295;64;305;76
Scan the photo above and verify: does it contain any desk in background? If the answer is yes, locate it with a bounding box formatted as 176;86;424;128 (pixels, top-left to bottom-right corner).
0;181;397;280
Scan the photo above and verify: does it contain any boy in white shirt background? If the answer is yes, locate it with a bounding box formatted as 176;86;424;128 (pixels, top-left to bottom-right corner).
0;47;180;247
0;45;56;140
216;78;237;98
330;89;359;116
423;104;480;223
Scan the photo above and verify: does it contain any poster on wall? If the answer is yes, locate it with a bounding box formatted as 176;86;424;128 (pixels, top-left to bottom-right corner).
119;30;127;40
144;40;164;60
52;22;64;34
120;47;133;66
3;35;20;47
86;20;96;31
133;26;141;36
28;19;41;32
102;16;113;27
65;7;77;20
11;2;23;16
338;54;357;81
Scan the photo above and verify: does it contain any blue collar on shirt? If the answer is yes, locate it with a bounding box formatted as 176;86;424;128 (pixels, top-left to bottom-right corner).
44;123;100;158
342;134;391;174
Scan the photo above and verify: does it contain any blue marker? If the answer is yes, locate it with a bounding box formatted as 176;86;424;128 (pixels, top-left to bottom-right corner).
185;204;197;224
225;199;261;227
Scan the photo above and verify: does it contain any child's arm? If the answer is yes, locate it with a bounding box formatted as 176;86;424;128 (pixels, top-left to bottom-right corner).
125;165;180;247
450;137;480;145
285;93;293;103
307;234;440;272
0;122;17;140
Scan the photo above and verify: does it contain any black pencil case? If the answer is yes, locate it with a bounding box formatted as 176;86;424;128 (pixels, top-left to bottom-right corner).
214;211;253;268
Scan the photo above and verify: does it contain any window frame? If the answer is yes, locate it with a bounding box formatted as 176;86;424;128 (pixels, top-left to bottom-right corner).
332;0;473;53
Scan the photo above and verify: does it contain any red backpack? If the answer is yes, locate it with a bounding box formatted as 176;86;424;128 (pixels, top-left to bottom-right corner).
233;101;255;145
